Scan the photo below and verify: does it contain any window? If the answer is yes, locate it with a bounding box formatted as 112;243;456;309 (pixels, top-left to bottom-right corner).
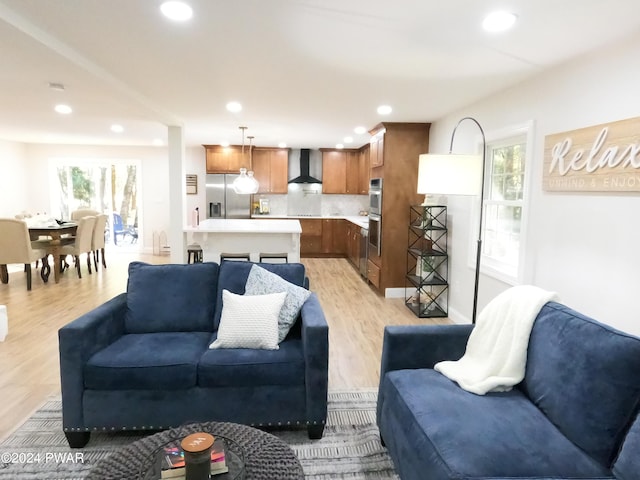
477;123;532;284
49;158;141;247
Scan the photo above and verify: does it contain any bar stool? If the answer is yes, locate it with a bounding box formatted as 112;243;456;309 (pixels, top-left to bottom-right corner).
259;252;289;263
187;244;203;264
220;252;251;262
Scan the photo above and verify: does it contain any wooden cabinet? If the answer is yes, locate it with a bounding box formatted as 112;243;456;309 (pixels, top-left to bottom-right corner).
204;145;287;190
369;130;385;168
321;151;347;194
301;236;322;255
345;152;360;194
204;145;249;173
270;150;288;193
365;122;431;294
358;145;370;194
345;222;354;264
252;147;289;194
300;218;346;256
300;219;323;255
251;149;270;192
322;149;364;194
367;259;381;288
345;222;361;267
324;219;346;254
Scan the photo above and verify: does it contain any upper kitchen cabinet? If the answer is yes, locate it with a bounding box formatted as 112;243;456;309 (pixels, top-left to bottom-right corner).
321;150;346;193
321;149;363;194
204;145;248;173
252;147;289;194
369;128;385;168
358;144;370;194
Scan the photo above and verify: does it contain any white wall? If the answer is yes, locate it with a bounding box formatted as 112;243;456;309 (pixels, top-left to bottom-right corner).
184;146;206;220
0;140;29;218
430;31;640;335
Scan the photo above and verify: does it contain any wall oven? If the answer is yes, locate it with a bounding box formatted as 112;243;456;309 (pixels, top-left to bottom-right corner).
369;178;383;216
368;213;382;257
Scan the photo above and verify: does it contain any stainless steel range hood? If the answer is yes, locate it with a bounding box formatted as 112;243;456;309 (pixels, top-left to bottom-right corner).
288;148;322;184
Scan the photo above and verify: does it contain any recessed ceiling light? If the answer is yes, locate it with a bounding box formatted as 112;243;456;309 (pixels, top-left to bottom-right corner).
354;126;367;135
111;124;124;133
482;11;517;32
54;104;72;114
344;136;353;144
226;101;242;113
278;142;287;148
377;105;392;115
336;143;344;149
160;1;193;22
152;138;164;146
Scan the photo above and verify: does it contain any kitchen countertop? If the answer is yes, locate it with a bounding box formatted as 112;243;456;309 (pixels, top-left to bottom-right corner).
252;214;369;229
185;218;302;233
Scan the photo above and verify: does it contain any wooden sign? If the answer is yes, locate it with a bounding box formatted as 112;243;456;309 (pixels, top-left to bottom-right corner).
543;117;640;192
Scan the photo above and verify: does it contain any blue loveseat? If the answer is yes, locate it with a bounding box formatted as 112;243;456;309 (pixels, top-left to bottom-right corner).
377;301;640;479
59;261;328;448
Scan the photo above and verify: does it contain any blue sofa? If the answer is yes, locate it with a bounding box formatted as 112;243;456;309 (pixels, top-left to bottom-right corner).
59;261;329;448
377;301;640;479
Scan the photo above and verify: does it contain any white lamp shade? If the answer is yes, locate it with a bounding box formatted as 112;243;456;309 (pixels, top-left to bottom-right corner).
417;154;482;196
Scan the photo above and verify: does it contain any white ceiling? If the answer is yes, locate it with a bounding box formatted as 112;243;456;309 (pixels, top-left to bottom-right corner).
1;0;639;149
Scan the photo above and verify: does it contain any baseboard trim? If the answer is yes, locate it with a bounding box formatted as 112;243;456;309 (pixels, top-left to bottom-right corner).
384;288;405;299
447;306;471;324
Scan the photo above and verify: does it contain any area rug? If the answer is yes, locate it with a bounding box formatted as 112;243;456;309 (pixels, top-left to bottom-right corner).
0;389;399;479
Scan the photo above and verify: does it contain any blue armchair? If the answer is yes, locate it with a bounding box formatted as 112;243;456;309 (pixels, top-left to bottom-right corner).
59;261;329;447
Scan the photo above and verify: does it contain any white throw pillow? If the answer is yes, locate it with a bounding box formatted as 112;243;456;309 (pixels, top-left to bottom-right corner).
244;265;312;342
210;290;286;350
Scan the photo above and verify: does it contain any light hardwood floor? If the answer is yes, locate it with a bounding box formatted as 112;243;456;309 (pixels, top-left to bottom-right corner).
0;252;449;440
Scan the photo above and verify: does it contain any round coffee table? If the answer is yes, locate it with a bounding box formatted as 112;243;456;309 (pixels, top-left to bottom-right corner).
88;422;304;480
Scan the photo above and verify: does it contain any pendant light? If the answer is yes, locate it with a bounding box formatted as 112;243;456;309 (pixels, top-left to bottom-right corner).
232;127;260;194
246;135;259;193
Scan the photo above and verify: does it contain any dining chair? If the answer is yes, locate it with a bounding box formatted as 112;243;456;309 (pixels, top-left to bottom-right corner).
70;209;99;221
112;213;126;245
59;216;96;279
0;218;49;291
68;209;100;247
112;212;138;245
91;214;109;270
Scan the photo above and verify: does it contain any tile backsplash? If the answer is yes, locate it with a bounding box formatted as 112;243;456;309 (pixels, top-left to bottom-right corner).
255;189;368;217
321;194;368;216
287;184;322;215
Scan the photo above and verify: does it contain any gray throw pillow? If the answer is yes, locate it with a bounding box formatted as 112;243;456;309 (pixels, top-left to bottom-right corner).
244;264;311;342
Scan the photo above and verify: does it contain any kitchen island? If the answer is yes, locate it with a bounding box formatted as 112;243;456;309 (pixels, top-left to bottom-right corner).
184;218;302;263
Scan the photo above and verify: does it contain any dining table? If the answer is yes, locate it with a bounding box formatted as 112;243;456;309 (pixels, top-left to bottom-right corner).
29;222;77;284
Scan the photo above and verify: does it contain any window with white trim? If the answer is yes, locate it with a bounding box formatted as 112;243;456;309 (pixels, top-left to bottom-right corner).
480;132;529;282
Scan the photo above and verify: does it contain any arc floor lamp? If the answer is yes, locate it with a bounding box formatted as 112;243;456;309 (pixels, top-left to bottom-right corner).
417;117;487;324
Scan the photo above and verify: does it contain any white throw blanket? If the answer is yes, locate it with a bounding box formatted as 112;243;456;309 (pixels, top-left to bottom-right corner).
434;285;558;395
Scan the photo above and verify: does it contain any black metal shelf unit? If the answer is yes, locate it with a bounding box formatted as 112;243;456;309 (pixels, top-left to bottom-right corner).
405;205;449;317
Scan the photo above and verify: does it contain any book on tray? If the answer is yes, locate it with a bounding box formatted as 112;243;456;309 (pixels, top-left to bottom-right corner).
161;437;227;479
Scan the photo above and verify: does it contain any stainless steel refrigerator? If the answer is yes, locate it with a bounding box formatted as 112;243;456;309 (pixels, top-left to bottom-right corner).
205;174;251;219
